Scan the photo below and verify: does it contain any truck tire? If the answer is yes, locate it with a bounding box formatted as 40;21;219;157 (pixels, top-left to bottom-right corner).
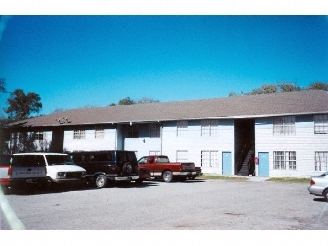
122;162;133;176
95;174;107;189
162;171;173;182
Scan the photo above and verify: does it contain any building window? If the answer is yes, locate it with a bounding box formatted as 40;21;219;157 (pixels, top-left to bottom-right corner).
201;120;218;137
34;132;44;141
273;116;295;135
95;127;104;139
176;150;188;162
273;151;296;170
177;121;188;137
73;130;85;139
201;150;219;168
128;125;139;138
315;152;328;171
314;115;328;134
149;124;160;138
149;150;160;155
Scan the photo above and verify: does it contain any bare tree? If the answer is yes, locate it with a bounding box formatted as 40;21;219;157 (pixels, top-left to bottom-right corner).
136;97;160;104
306;81;328;91
278;82;301;92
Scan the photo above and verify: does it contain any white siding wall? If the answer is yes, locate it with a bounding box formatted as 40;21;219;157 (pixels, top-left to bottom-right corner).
120;120;234;174
125;138;161;160
63;128;117;152
255;116;328;177
161;120;234;174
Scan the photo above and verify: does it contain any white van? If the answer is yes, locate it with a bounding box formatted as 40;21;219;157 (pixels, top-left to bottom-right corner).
11;153;86;187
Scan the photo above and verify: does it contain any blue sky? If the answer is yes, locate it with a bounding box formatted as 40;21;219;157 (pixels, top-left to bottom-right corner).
0;15;327;116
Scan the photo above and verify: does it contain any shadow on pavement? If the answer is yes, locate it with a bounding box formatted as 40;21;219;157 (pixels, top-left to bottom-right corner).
313;197;327;203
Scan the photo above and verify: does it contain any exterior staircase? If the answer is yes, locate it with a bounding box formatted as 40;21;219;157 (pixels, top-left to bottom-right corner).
237;149;254;176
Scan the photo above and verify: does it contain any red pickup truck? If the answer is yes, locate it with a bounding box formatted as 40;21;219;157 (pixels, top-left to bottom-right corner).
138;155;199;182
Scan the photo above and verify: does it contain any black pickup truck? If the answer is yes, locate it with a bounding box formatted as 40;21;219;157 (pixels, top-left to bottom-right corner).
69;150;144;188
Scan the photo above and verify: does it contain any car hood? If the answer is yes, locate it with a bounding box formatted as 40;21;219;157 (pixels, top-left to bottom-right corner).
49;165;86;172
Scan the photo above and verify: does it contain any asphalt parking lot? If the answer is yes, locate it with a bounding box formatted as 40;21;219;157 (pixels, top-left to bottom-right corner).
1;177;327;230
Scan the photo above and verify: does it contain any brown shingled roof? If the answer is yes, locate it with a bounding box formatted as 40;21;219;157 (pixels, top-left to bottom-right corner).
8;90;328;128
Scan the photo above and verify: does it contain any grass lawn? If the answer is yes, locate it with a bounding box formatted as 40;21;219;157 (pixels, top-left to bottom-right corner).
201;174;309;183
200;175;248;181
266;177;309;183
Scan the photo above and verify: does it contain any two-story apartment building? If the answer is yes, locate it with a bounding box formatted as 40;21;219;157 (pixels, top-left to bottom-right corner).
6;90;328;178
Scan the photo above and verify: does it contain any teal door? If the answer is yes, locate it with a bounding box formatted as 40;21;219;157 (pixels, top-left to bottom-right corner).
258;152;269;176
222;152;232;175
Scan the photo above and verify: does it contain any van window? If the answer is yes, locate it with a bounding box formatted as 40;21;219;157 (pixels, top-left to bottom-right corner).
12;155;22;166
22;155;36;167
46;155;75;166
13;155;39;167
36;155;46;166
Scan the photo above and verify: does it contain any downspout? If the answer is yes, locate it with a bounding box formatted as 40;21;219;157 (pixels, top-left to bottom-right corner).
114;124;117;150
160;122;163;155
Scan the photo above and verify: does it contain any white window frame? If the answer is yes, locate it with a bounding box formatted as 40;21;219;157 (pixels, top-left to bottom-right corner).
315;151;328;171
273;116;295;135
177;121;188;137
73;130;86;139
314;115;328;134
176;150;188;162
273;151;296;170
201;120;218;137
149;124;160;138
149;150;160;155
95;127;104;139
34;131;44;141
201;150;219;168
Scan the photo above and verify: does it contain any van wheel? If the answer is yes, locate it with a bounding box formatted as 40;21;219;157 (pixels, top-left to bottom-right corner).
95;175;107;189
162;171;173;182
323;189;328;202
123;162;133;176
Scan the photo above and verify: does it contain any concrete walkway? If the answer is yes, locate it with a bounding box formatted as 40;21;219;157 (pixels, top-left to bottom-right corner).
246;176;270;182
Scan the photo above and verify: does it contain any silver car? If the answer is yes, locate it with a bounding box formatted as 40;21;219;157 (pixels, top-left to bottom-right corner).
308;171;328;202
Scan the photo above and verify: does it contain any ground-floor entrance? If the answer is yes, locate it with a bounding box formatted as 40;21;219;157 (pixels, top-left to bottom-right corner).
234;119;255;176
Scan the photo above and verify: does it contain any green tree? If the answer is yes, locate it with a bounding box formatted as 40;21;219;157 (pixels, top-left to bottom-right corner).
118;97;136;105
0;78;6;94
0;116;12;154
4;89;42;120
